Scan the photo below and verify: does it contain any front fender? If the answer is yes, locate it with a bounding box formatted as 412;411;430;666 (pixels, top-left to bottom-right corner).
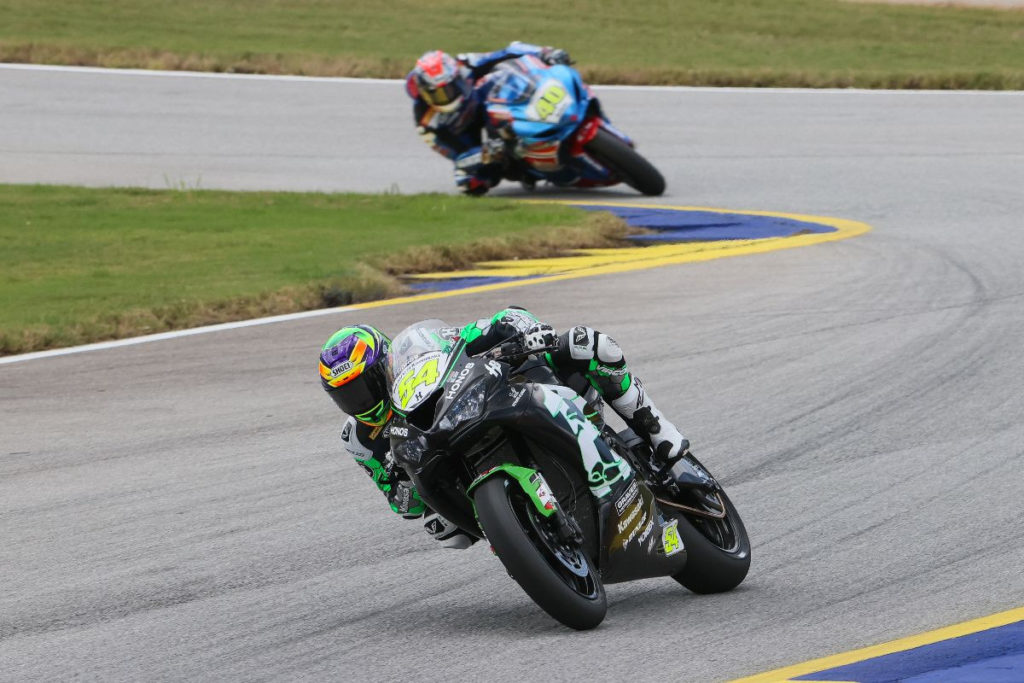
468;464;559;518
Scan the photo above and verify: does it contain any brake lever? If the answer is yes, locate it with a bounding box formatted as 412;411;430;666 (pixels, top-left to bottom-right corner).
487;342;558;362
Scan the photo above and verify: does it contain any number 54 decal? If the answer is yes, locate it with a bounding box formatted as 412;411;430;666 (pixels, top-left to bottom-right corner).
662;519;684;557
396;357;440;410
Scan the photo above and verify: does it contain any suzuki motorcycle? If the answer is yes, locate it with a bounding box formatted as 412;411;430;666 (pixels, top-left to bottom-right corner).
483;55;666;196
387;320;750;630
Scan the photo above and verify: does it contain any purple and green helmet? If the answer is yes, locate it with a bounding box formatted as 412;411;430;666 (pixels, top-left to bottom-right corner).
319;324;392;426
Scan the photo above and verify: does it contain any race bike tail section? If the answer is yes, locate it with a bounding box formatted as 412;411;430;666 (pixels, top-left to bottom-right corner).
483;56;665;195
609;430;751;593
386;321;747;629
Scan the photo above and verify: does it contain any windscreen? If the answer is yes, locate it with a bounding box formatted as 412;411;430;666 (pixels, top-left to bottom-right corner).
487;61;540;107
387;319;460;413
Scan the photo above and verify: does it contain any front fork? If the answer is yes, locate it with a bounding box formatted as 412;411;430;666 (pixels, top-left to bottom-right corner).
467;462;583;546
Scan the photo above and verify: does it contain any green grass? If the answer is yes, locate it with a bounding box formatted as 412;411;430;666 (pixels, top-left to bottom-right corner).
1;0;1023;88
0;185;621;355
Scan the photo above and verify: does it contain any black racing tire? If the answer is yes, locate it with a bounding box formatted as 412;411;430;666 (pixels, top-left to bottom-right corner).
671;487;751;593
474;476;607;630
584;128;666;196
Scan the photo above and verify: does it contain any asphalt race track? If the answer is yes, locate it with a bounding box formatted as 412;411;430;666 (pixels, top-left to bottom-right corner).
2;66;1024;681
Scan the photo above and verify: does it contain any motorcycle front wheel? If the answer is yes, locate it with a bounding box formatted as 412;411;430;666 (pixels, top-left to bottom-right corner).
474;476;607;630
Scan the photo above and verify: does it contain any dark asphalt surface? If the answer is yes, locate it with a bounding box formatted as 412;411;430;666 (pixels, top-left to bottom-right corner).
1;66;1023;681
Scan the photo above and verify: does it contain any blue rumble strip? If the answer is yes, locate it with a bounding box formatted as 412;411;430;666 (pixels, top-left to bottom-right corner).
576;204;837;242
794;621;1024;683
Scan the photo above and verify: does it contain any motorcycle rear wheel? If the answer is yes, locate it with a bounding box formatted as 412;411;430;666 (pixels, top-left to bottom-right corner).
584;128;666;196
475;476;607;630
670;474;751;593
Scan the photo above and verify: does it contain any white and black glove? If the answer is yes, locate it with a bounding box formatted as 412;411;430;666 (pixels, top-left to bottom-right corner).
415;125;437;148
523;323;557;351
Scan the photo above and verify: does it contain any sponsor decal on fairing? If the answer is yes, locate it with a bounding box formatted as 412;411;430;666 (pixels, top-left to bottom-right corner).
614;478;640;515
445;362;475;399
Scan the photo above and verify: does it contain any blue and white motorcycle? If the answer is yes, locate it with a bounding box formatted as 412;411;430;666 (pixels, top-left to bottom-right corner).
482;55;666;196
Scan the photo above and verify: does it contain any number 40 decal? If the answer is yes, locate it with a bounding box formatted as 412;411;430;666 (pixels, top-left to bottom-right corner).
534;82;568;121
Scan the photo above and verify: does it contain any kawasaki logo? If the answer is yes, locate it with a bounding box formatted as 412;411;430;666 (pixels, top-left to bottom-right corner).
617;503;642;533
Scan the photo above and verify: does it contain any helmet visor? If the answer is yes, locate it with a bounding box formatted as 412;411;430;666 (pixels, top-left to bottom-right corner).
327;362;388;418
422;81;462;109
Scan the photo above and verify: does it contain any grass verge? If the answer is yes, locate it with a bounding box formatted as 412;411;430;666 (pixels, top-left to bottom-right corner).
0;185;628;356
2;0;1024;89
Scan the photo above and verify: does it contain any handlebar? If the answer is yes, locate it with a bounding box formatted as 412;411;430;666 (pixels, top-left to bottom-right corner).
483;341;558;362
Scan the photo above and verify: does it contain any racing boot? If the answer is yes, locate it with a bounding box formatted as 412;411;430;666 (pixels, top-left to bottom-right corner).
609;377;691;484
423;511;478;550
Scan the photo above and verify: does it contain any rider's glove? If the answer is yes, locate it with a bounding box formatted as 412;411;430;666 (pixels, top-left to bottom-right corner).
540;47;573;66
416;125;437;148
387;477;426;518
523;323;557;351
382;454;426;518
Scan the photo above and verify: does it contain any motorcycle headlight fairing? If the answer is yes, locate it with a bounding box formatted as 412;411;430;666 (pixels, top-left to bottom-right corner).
438;379;488;432
393;435;427;464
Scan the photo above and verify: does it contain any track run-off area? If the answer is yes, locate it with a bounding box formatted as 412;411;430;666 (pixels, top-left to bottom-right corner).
1;65;1023;681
